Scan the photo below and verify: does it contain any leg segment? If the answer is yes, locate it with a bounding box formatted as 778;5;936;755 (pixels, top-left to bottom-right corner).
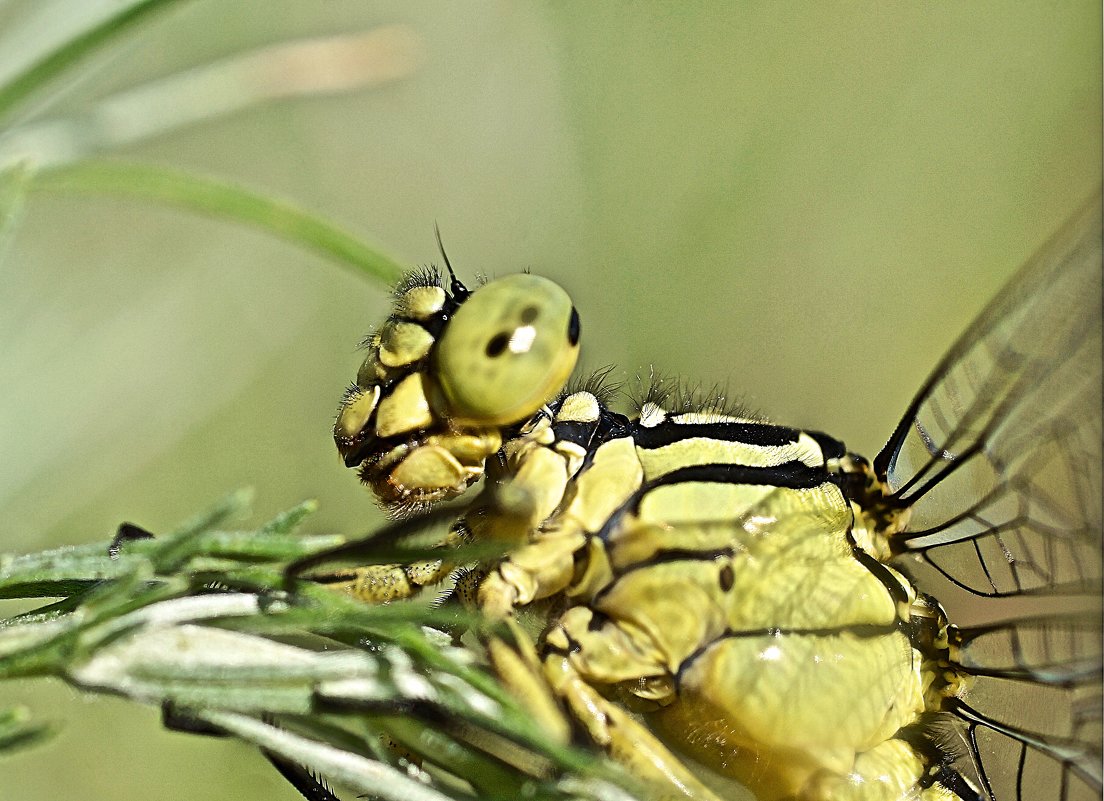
315;558;456;603
541;650;724;801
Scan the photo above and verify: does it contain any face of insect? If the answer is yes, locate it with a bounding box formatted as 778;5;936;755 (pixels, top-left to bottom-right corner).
335;272;581;507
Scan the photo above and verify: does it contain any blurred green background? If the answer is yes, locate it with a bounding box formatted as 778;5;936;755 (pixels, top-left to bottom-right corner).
0;2;1098;799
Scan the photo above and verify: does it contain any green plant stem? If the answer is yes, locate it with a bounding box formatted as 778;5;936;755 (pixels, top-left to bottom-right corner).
0;0;190;121
29;161;405;286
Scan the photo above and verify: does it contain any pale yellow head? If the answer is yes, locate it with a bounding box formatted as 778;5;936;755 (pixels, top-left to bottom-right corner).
335;270;580;508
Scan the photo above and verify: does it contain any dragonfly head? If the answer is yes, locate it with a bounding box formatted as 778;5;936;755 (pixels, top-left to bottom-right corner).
335;269;580;508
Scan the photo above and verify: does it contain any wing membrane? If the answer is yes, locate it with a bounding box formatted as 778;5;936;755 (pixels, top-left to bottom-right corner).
876;193;1102;598
875;192;1102;801
923;609;1102;801
948;612;1103;799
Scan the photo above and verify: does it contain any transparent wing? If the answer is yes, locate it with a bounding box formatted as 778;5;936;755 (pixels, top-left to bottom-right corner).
942;614;1102;801
874;191;1103;801
876;192;1102;597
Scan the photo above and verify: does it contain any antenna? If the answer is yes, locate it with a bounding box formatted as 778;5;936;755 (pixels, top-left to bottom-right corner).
434;223;469;300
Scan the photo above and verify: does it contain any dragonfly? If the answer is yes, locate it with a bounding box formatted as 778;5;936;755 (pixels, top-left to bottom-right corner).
299;193;1102;801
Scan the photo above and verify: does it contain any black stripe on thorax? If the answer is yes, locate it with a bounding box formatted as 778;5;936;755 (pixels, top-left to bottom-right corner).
674;622;904;686
637;461;828;499
590;549;736;601
551;408;632;452
595;460;833;544
631;419;801;449
607;547;735;579
551;419;597;448
805;429;846;460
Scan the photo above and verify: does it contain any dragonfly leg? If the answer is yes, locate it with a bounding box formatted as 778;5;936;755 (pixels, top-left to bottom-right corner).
476;526;590;744
307;522;471;602
313;559;457;602
542;649;723;801
535;604;724;801
484;619;572;744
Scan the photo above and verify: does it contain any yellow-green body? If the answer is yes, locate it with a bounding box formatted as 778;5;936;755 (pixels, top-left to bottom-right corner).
478;399;957;800
308;195;1104;801
328;270;968;800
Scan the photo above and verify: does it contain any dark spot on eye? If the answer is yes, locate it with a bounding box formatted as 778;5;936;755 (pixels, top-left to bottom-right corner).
567;307;580;346
719;564;734;592
485;332;510;357
520;305;539;323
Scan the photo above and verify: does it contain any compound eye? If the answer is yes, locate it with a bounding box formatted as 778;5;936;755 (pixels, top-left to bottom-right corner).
434;274;580;426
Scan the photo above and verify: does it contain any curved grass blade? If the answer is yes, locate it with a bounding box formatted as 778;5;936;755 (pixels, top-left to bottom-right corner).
0;26;424;171
0;0;186;121
28;161;405;286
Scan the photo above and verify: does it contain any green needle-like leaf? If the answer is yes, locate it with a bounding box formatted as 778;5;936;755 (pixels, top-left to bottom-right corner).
0;497;647;801
0;707;54;755
29;162;405;286
0;0;188;121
